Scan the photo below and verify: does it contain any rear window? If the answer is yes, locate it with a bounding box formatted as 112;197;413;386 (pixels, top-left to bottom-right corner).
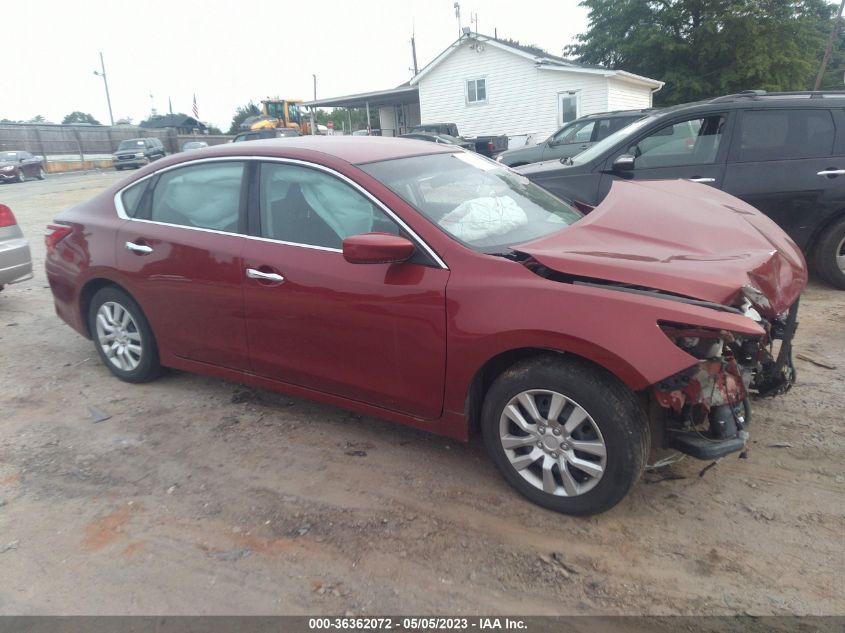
120;180;149;217
736;109;835;162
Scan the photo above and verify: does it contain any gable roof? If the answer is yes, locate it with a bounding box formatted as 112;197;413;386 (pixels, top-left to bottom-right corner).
409;32;663;90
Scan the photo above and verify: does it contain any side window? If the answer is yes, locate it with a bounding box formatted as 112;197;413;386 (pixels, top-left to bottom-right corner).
631;115;725;169
150;162;245;232
467;78;487;104
552;120;594;145
120;179;149;217
737;109;834;162
259;162;400;249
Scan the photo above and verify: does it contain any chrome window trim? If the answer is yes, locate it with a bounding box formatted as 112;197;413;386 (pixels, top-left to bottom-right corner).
113;155;448;269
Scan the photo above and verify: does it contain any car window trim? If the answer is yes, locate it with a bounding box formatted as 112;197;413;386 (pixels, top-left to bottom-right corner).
113;155;448;270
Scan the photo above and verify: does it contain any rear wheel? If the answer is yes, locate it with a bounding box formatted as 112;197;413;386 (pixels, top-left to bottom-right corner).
481;355;649;515
815;217;845;289
37;167;45;180
88;287;162;383
16;170;25;183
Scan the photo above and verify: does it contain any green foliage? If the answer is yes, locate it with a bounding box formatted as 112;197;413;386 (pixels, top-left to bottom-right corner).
27;115;46;123
312;107;378;133
63;111;101;125
227;102;261;135
568;0;835;105
206;124;223;135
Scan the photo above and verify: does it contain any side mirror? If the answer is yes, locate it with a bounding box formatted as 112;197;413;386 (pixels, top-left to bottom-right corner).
342;233;415;264
612;154;636;172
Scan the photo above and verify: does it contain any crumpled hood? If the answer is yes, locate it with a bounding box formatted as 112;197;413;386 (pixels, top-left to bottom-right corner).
514;179;807;315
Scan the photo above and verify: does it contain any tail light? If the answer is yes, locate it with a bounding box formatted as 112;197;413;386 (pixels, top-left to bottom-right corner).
45;223;73;251
487;140;494;153
0;204;17;228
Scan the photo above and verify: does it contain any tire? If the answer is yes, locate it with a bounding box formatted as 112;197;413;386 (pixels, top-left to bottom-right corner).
37;167;45;180
814;216;845;290
88;286;162;383
115;166;123;171
16;169;25;183
481;355;649;515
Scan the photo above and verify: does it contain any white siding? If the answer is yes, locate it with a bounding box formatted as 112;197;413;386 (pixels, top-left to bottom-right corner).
607;78;653;111
417;42;624;143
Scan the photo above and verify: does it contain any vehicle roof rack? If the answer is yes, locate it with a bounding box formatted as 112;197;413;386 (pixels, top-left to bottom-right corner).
710;90;845;103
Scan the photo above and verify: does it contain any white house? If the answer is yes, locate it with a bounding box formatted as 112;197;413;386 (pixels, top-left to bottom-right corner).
304;32;663;145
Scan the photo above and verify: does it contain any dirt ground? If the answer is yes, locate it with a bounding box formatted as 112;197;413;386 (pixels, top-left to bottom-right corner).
0;171;842;616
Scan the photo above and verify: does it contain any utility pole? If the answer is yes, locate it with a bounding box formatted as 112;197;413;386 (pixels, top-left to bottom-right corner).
411;32;419;75
310;74;317;135
93;52;114;126
815;0;845;90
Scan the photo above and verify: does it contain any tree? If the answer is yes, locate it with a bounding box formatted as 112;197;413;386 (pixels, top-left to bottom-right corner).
567;0;835;105
227;102;261;135
206;124;223;135
63;111;101;125
27;115;46;123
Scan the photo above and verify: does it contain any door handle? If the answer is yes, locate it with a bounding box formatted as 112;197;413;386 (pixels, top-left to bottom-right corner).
246;268;284;283
817;169;845;176
125;241;153;254
689;177;716;183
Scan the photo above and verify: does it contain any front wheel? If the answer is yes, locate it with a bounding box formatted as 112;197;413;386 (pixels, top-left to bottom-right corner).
16;170;25;183
88;287;162;383
815;217;845;289
37;166;45;180
481;356;649;515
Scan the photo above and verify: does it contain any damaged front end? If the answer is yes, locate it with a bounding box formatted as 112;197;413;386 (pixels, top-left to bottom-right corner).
652;300;799;460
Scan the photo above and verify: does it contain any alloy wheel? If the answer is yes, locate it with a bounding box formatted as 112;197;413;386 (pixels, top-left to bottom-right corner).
95;301;143;371
498;389;607;497
837;235;845;274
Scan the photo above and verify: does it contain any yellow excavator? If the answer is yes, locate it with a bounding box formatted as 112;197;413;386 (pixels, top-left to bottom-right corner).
240;98;315;134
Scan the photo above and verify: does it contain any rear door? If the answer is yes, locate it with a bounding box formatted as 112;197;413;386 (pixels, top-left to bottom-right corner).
597;112;732;200
721;107;845;251
116;160;250;370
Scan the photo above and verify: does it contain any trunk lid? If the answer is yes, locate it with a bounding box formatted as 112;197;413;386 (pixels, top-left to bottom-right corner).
513;179;807;315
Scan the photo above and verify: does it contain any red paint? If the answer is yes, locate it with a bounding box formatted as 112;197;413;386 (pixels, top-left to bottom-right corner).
45;137;807;441
342;233;416;264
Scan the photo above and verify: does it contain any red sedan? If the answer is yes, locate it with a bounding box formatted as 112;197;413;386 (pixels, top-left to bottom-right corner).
45;137;807;515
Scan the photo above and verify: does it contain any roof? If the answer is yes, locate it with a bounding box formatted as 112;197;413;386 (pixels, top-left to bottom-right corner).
139;115;204;129
301;85;418;109
409;32;663;91
183;136;456;165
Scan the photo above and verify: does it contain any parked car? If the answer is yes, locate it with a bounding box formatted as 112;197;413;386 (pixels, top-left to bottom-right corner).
113;138;166;170
45;136;806;515
0;204;33;291
400;132;475;151
496;109;653;167
410;123;507;157
232;128;301;143
181;141;209;151
0;151;46;183
518;90;845;289
351;129;382;136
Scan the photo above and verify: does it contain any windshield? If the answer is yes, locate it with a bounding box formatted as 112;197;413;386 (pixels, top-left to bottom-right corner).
361;152;582;252
0;152;19;161
118;140;145;150
571;114;658;164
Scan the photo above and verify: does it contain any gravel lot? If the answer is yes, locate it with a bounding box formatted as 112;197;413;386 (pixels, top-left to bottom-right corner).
0;171;843;616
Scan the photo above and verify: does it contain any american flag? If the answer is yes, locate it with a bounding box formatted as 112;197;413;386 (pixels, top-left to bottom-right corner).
192;94;199;119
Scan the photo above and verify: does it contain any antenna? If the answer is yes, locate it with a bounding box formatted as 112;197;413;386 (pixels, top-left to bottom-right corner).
453;2;461;37
410;29;419;75
470;12;478;33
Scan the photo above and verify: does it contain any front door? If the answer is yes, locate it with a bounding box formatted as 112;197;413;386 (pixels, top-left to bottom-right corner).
598;113;732;200
242;161;449;419
116;160;250;371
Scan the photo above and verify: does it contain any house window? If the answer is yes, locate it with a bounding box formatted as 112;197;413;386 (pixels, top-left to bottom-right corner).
467;78;487;104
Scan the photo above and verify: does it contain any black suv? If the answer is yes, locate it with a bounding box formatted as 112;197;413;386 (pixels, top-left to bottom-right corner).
113;137;166;170
520;91;845;289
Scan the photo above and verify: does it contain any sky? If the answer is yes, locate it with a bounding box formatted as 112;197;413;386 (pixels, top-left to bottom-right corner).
1;0;589;130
